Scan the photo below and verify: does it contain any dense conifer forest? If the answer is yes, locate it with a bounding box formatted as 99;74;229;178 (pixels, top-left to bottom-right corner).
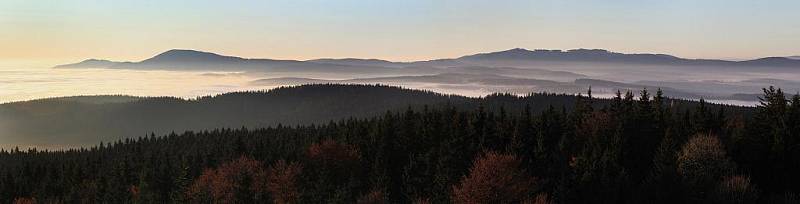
1;85;799;203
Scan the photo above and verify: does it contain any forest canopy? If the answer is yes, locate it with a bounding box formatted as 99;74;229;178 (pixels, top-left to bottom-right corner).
1;85;798;203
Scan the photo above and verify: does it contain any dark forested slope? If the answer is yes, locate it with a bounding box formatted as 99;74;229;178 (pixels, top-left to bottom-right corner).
0;85;463;145
1;87;797;203
0;84;748;146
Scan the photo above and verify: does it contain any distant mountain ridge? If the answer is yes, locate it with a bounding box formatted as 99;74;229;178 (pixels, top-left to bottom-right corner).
460;48;682;63
307;58;404;67
55;59;127;69
141;49;244;64
56;49;416;75
55;48;800;70
459;48;800;67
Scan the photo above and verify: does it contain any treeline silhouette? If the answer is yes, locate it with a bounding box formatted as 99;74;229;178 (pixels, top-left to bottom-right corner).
1;84;633;146
2;85;798;203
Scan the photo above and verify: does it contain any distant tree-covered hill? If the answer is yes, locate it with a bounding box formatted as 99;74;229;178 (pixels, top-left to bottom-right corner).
0;84;460;146
0;84;747;147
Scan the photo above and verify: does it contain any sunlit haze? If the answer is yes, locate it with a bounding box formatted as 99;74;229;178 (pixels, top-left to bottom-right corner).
2;0;799;62
4;2;800;201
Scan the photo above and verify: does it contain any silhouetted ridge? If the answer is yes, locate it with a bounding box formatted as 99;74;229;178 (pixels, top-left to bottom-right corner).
460;48;686;64
306;58;401;67
459;48;800;67
140;49;244;64
53;59;123;68
739;57;800;67
55;48;800;69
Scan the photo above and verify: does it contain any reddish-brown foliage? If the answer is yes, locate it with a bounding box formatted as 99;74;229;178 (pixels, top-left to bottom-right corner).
267;160;303;204
129;185;140;201
524;193;553;204
712;175;758;203
12;197;36;204
412;197;431;204
451;151;538;204
307;138;361;182
356;189;386;204
185;156;268;203
307;139;360;165
577;112;615;139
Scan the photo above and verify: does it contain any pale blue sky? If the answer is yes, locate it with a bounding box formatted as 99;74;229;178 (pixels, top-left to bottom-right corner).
1;0;798;62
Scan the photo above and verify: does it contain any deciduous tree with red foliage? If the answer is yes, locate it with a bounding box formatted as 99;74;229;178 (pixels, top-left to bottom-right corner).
185;156;269;203
525;193;553;204
12;197;36;204
304;138;362;202
356;189;387;204
451;151;538;204
267;160;303;204
307;138;361;183
307;139;361;170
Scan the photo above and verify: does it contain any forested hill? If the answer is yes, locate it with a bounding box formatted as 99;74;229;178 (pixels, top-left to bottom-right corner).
0;84;461;146
0;84;748;147
1;87;797;203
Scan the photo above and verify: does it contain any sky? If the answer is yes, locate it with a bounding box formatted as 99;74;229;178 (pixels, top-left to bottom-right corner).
1;0;799;63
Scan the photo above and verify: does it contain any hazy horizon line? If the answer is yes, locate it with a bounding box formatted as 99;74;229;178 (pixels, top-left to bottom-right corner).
58;47;799;64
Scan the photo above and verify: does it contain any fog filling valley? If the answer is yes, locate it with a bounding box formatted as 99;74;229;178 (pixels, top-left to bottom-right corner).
6;49;800;106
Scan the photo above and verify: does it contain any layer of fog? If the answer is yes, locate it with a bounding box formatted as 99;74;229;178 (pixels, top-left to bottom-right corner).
0;64;267;104
246;61;800;106
5;59;800;107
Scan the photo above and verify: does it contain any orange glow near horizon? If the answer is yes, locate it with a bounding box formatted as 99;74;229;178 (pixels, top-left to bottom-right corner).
2;1;799;63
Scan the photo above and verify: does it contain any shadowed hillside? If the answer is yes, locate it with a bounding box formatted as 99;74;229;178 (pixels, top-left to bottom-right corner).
2;86;795;203
0;84;747;147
